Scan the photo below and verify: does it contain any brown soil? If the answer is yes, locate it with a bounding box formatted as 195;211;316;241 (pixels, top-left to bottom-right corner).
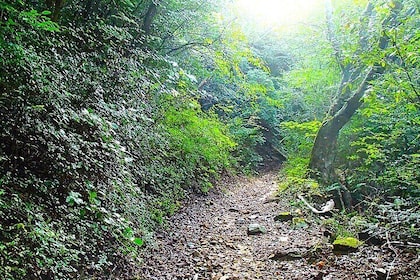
139;172;419;280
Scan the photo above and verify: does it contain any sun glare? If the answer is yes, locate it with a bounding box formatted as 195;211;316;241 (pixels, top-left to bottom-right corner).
235;0;323;26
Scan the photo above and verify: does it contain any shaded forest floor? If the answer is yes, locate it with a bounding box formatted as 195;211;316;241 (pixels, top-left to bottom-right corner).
140;172;419;280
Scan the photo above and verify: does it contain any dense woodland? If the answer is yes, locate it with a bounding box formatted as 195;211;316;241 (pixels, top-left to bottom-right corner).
0;0;419;278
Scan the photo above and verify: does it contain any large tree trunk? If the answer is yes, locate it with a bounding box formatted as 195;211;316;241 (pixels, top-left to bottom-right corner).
309;68;374;183
309;120;340;184
309;0;402;183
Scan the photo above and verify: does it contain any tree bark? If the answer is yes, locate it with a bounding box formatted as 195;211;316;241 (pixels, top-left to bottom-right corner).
309;67;374;183
142;0;159;36
45;0;66;22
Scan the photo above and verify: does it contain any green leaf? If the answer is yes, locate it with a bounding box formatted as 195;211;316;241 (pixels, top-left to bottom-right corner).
89;191;97;201
123;227;133;238
133;237;143;246
66;191;84;206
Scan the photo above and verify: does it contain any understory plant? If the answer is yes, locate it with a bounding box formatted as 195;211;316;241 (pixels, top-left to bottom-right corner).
0;2;237;278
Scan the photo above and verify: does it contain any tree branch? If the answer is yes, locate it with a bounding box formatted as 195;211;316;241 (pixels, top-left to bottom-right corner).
164;18;235;55
325;0;343;71
387;31;420;102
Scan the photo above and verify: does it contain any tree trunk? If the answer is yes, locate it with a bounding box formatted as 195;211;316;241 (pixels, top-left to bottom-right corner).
45;0;65;22
142;1;159;36
309;68;374;183
309;120;340;184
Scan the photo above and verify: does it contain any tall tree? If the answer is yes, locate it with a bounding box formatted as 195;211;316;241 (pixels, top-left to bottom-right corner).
309;0;407;183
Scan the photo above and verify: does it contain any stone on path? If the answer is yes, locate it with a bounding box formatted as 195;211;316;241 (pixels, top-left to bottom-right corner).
247;223;267;235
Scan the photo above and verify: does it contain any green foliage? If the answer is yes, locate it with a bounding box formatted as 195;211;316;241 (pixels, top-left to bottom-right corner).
368;197;420;242
0;2;59;33
164;102;235;169
272;0;418;246
0;2;238;277
2;0;418;277
322;212;366;240
281;121;321;156
162;99;236;191
337;24;420;199
166;17;288;170
228;117;265;170
315;0;420;242
279;121;321;190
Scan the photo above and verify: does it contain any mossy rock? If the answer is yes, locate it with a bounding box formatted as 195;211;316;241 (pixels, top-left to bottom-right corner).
274;212;293;222
333;236;363;252
292;217;308;228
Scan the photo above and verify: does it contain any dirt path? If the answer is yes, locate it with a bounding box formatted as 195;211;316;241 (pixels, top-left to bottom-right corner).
140;172;419;280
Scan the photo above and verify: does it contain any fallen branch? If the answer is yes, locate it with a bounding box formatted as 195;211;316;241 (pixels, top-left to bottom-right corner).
298;194;335;214
385;231;399;280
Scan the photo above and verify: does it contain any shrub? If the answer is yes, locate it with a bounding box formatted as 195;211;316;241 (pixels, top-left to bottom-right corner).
162;99;236;191
0;6;237;278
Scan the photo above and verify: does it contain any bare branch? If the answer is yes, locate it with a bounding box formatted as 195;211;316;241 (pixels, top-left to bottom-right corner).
298;194;335;214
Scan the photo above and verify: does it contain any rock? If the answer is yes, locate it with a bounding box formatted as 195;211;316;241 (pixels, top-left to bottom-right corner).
274;212;293;221
292;217;305;224
268;248;305;261
235;218;246;225
247;223;267;235
278;236;289;242
375;268;387;280
333;236;363;252
263;197;281;203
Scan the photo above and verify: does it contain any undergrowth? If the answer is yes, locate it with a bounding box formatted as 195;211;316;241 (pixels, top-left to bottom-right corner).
0;6;237;278
279;116;419;247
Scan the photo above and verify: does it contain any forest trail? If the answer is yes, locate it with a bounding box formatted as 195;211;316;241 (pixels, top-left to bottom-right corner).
140;172;418;280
